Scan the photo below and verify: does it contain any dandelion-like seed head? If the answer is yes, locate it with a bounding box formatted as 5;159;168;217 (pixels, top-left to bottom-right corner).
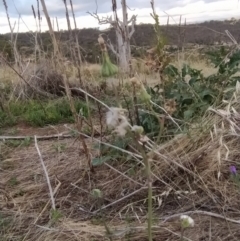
131;125;144;134
106;107;130;137
224;58;230;64
106;107;125;128
184;74;191;84
180;215;194;228
113;116;130;136
98;34;105;45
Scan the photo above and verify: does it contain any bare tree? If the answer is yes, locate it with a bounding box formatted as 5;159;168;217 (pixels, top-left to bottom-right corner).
88;0;137;74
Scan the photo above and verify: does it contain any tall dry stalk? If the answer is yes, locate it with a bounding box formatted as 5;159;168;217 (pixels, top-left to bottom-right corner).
62;0;75;62
36;0;44;57
69;0;83;65
39;0;92;170
31;5;41;67
66;1;91;123
39;0;59;57
2;0;21;70
62;0;83;85
63;0;72;33
55;17;60;32
2;0;13;42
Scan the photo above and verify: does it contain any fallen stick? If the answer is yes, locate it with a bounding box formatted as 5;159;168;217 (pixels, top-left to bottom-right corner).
34;135;56;210
0;133;74;141
92;187;147;214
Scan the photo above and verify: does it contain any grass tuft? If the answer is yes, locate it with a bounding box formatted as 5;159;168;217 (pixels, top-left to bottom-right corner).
0;98;88;128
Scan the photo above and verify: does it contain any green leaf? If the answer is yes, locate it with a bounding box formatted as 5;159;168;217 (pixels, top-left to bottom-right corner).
163;64;179;78
184;109;194;120
91;189;103;198
91;156;112;166
182;97;194;105
188;77;198;86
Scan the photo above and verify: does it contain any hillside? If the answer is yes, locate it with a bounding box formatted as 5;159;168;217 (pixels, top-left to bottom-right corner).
0;19;240;62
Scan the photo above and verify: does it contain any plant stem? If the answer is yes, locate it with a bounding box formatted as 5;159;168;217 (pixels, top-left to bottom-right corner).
180;227;185;241
132;133;153;241
146;158;153;241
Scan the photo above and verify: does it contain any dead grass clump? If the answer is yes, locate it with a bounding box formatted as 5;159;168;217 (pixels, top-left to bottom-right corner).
20;60;66;98
11;60;88;99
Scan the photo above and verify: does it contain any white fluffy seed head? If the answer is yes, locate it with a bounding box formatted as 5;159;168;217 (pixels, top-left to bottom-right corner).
106;107;130;137
106;107;124;128
184;74;191;84
113;116;130;136
180;215;194;228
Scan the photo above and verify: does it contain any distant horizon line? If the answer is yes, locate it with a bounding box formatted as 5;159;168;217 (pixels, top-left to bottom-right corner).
0;16;239;35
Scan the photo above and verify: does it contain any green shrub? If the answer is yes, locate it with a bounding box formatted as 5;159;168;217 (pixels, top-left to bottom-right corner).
142;48;240;139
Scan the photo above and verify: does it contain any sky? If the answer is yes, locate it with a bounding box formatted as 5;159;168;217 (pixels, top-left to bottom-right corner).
0;0;239;34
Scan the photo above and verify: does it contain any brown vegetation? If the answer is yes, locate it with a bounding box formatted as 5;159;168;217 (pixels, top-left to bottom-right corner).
1;19;240;63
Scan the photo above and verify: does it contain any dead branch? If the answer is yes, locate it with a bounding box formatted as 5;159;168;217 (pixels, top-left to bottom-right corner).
34;135;56;210
92;187;148;214
64;124;143;160
129;15;137;38
87;11;116;25
104;162;144;187
87;0;114;25
107;40;119;57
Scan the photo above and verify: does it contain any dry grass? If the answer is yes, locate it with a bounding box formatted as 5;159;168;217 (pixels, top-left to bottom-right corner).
0;64;16;84
0;51;224;98
1;90;240;240
174;59;218;77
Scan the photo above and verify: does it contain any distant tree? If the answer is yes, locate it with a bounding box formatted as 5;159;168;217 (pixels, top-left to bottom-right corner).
88;0;137;75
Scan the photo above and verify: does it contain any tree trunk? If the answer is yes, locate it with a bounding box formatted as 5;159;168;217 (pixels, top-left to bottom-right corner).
113;0;134;74
89;0;136;74
121;0;131;74
116;29;128;72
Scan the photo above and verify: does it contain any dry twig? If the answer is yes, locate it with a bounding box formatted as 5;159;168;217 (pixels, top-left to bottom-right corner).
34;135;56;210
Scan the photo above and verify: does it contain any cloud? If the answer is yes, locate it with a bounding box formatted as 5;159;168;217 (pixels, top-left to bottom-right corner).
0;0;112;18
0;0;219;18
0;0;239;33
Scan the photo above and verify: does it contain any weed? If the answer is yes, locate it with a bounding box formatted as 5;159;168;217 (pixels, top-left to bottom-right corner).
52;143;66;153
0;214;12;234
50;209;63;225
5;137;32;148
16;189;25;197
7;176;19;186
0;98;89;128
